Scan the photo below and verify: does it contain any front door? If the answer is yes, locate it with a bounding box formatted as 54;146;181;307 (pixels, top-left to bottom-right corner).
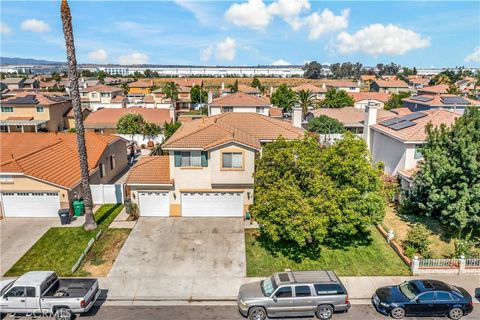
292;285;315;316
1;286;27;313
268;286;294;316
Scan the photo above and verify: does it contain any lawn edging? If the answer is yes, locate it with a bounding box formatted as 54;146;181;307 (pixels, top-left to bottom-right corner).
70;230;103;273
376;224;412;268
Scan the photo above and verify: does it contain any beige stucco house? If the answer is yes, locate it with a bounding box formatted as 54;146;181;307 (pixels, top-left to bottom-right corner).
80;84;125;111
208;92;271;116
126;112;304;217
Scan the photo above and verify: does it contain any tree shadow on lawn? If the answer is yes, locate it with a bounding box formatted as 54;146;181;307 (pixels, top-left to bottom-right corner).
255;227;374;263
95;204;122;228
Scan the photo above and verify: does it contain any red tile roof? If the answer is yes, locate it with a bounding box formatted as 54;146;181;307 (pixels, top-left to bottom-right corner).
310;107;396;127
292;83;326;93
327;81;360;88
80;84;123;93
417;84;449;95
210;92;270;107
126;156;172;185
372;79;409;88
269;107;283;118
129;80;153;88
84;107;171;128
349;92;391;103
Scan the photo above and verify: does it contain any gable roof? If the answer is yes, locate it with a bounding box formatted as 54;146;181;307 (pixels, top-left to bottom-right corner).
292;83;326;93
129;80;152;88
417;84;449;95
309;107;396;128
162;112;304;151
371;109;459;142
0;133;122;188
349;92;391;103
3;78;25;84
84;107;171;128
326;81;360;88
372;79;409;88
209;92;270;107
126;156;172;185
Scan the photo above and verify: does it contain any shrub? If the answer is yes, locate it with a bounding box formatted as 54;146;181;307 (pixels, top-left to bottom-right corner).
125;199;139;221
403;224;431;257
403;246;417;258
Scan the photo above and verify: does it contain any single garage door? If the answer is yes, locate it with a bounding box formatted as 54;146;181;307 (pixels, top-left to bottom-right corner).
181;192;243;217
1;192;60;217
138;192;169;217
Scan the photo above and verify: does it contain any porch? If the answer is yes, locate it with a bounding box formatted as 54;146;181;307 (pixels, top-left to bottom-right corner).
0;118;47;133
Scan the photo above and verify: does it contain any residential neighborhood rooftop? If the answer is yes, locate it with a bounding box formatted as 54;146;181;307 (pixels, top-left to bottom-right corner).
292;83;326;93
79;84;123;93
309;107;397;127
402;93;480;107
84;107;171;128
126;156;172;185
0;91;70;106
209;91;271;107
349;91;391;103
372;79;409;88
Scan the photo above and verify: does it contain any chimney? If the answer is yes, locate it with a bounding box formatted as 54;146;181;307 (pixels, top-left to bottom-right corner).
292;104;303;129
221;82;225;90
207;91;213;104
270;86;274;96
169;106;176;122
357;79;361;86
363;101;378;150
322;82;326;90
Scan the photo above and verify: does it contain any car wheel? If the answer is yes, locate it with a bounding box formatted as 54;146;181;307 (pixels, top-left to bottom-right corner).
248;307;266;320
449;308;463;320
54;308;72;320
390;307;405;319
316;304;334;320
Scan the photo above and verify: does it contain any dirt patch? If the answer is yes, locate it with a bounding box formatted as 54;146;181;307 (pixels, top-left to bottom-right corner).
81;229;130;277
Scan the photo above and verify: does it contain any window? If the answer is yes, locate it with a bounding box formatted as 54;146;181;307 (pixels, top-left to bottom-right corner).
1;106;13;113
222;106;233;113
81;92;88;97
110;155;116;170
181;151;201;167
295;286;311;297
100;163;105;178
256;107;264;114
0;125;8;132
101;93;110;97
222;152;243;169
436;292;453;301
414;144;423;159
26;287;36;297
0;175;13;183
418;292;435;301
5;286;25;298
91;93;98;98
314;284;346;295
36;106;44;113
275;286;292;298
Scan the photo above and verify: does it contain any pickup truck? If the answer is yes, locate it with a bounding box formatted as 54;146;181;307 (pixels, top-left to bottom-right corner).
0;271;100;320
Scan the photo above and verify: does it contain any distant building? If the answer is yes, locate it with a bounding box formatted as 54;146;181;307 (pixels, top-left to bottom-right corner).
292;83;327;99
80;85;125;111
370;79;410;93
326;81;361;93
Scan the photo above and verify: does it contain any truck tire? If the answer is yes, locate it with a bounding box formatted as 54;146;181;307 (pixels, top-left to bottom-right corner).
248;306;267;320
54;307;72;320
316;305;334;319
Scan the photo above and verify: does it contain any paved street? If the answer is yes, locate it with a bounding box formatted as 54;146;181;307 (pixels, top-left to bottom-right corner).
2;305;479;320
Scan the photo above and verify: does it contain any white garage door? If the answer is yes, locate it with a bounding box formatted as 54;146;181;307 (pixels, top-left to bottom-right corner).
1;192;60;218
181;192;243;217
138;192;169;217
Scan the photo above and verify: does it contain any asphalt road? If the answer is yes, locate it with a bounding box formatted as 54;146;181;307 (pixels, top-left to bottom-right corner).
2;305;478;320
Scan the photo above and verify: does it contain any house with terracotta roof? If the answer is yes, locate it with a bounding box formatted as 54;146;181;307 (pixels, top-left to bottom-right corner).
349;92;391;109
128;80;153;94
292;83;327;99
3;78;25;90
0;132;127;218
151;85;191;110
125;112;304;217
80;84;125;110
363;106;459;182
409;77;431;89
221;84;261;97
402;94;480;114
370;79;410;93
0;92;72;133
325;80;361;93
417;84;449;95
208;92;271;116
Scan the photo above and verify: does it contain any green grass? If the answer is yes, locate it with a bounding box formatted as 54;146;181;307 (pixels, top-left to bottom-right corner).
5;204;124;277
245;226;411;277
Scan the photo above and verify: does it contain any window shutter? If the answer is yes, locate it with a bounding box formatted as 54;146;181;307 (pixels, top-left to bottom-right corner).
201;151;208;167
174;151;182;167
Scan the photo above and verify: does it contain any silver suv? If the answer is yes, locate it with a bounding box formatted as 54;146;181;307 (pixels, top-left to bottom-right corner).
237;270;350;320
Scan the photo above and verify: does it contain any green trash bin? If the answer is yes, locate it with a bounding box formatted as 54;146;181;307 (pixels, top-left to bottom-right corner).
73;200;85;217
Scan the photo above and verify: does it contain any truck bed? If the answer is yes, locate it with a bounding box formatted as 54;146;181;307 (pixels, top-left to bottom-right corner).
42;278;97;298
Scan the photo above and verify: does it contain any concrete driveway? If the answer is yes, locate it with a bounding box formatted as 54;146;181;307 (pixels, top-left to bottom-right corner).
1;218;56;276
107;218;246;300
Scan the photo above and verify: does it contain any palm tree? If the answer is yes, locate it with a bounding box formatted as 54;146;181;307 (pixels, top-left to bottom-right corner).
121;82;129;95
227;79;239;93
61;0;97;230
434;74;451;85
296;89;317;117
163;81;180;110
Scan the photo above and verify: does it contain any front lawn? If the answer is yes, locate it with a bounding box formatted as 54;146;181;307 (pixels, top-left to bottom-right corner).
245;226;410;277
5;204;124;277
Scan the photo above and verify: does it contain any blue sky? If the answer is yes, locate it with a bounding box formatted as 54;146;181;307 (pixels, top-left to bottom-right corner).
1;1;479;67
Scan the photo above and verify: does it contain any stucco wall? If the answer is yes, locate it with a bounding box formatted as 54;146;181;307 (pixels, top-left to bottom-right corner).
209;106;269;116
371;130;407;175
96;139;128;184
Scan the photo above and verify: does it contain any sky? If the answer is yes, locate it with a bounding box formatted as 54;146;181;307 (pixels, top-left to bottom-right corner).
1;0;479;68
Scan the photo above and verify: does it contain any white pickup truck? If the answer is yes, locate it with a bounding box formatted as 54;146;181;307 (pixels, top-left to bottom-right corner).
0;271;100;320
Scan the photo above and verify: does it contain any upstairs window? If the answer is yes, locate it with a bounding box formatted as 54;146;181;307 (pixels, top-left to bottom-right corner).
414;144;423;159
101;93;110;97
256;107;264;114
36;106;44;113
222;152;243;169
1;106;13;113
110;154;116;170
174;151;208;167
222;106;233;113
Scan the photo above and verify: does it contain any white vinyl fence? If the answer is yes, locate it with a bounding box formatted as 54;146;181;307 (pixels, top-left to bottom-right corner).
412;256;480;274
90;184;123;204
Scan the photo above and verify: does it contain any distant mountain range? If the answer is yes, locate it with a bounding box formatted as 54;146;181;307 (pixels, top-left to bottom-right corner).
0;57;64;65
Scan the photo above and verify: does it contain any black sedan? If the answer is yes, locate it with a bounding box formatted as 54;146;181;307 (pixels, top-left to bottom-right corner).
371;279;474;319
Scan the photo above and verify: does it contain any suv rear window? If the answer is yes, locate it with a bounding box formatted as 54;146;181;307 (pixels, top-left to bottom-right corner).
314;284;345;295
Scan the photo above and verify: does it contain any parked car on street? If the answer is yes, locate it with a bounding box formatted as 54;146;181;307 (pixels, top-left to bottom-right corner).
0;271;100;320
372;279;474;319
237;270;350;320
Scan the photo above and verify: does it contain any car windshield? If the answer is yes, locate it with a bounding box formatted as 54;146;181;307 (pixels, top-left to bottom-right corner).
399;281;421;300
261;277;277;297
0;282;14;296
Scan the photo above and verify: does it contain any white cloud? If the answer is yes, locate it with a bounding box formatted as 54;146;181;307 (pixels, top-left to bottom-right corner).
117;52;149;65
305;9;349;40
225;0;271;31
0;22;12;35
268;0;311;30
271;59;291;66
87;49;108;63
174;0;219;26
20;19;50;33
465;47;480;63
336;23;430;56
215;37;237;61
200;46;213;61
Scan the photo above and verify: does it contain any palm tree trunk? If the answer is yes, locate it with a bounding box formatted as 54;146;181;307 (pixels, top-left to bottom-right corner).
61;0;97;230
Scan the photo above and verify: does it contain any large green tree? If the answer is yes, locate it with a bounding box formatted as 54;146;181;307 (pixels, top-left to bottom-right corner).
116;113;147;140
296;89;317;116
402;108;480;235
384;91;411;110
251;134;385;257
303;61;324;79
190;84;208;104
321;88;355;108
270;84;296;111
163;121;182;142
307;115;345;134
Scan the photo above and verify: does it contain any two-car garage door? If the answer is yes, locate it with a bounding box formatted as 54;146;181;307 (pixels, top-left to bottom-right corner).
181;192;243;217
1;192;60;217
